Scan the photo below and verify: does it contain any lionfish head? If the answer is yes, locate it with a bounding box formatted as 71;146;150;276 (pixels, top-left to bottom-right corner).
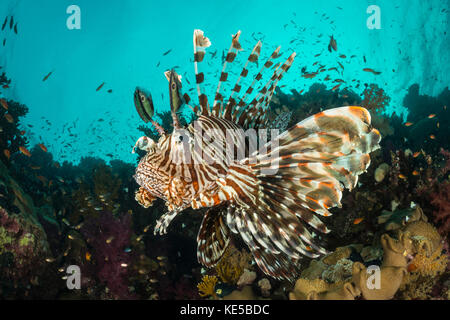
132;62;198;209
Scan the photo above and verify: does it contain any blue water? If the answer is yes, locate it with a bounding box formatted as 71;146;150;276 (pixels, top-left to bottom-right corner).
0;0;449;164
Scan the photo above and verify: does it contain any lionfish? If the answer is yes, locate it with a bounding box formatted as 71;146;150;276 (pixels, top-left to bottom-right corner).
132;29;381;280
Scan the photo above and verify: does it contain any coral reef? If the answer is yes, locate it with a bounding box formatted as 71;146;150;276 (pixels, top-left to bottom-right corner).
0;207;51;291
214;245;252;285
81;211;136;299
289;208;448;300
429;180;450;236
0;74;29;167
0;72;449;300
197;275;218;298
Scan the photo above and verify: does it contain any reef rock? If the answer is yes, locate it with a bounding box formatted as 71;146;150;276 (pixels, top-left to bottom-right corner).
290;206;447;300
0;160;52;294
374;163;390;182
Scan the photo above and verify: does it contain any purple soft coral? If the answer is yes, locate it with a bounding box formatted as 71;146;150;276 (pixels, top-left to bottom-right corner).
81;211;136;299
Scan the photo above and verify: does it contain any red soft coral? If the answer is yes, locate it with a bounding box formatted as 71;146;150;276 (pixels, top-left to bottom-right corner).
430;181;450;236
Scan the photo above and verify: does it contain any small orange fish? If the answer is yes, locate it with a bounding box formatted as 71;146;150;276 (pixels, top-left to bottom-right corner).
0;98;8;110
301;72;318;79
412;170;420;176
305;246;312;251
3;149;10;160
339;54;346;58
2;84;9;89
48;180;53;188
428;114;436;118
30;166;41;170
362;68;381;75
331;84;341;91
404;122;413;126
38;143;48;152
20;130;26;135
328;35;337;52
85;252;92;261
353;217;364;225
19;146;31;157
4;113;13;123
398;174;407;180
96;82;105;91
413;151;421;158
42;71;53;82
429;134;435;140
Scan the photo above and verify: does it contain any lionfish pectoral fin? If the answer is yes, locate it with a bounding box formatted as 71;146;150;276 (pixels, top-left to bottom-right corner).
154;210;180;235
135;187;156;208
222;106;381;280
196;205;231;267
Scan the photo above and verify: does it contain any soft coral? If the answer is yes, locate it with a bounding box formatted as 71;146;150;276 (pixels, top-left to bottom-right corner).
430;181;450;236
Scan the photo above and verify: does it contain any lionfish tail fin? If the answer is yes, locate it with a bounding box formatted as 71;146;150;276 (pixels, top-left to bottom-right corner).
222;106;381;279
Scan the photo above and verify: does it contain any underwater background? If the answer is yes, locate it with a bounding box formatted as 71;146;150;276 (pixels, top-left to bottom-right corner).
0;0;449;300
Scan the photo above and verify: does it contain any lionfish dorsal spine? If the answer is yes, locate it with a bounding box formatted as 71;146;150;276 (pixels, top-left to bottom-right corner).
236;46;281;106
245;52;296;128
221;40;262;121
211;30;242;117
193;29;211;116
232;46;282;126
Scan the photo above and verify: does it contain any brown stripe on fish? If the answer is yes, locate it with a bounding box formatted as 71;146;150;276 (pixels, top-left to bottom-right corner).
196;73;205;84
194;51;205;62
219;72;228;82
226;52;237;62
199;94;209;113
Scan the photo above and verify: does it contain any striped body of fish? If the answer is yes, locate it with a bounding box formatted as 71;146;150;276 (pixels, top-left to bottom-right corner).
133;29;381;280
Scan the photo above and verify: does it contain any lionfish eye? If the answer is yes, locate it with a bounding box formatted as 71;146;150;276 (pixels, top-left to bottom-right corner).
140;94;146;102
171;83;176;90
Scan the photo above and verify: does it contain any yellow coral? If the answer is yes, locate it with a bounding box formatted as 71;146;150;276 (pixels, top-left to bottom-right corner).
399;238;447;299
409;243;447;277
215;246;251;285
197;275;218;298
